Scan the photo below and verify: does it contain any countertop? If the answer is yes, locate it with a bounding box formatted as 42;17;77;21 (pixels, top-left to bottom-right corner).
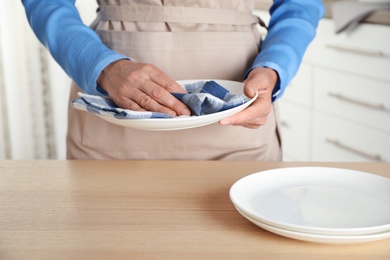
0;160;389;259
255;0;390;26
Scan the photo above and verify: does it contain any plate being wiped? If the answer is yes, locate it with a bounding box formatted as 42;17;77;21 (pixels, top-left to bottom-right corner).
98;79;257;131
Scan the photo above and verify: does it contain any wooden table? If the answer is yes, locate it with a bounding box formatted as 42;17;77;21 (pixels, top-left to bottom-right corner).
0;160;389;259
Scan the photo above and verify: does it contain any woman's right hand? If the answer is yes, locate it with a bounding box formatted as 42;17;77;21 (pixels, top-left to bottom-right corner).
97;59;191;117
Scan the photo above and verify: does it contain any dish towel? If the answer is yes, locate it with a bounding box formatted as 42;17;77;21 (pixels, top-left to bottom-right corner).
332;1;390;33
71;80;250;119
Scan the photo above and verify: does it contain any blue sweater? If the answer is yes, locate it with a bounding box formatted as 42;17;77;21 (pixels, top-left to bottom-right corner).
22;0;325;99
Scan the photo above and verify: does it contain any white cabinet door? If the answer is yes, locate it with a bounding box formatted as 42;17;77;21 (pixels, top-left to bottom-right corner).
312;112;390;162
278;102;312;161
305;19;390;82
281;62;313;107
313;67;390;133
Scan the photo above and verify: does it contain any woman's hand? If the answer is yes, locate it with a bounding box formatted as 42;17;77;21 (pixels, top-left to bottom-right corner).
97;59;191;117
220;67;278;129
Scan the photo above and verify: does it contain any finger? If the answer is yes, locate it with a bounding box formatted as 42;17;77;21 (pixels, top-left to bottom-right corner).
220;112;268;128
127;90;179;117
135;64;190;115
114;94;146;112
112;74;189;116
220;114;268;128
220;97;269;123
233;116;268;128
113;86;170;115
149;69;187;94
141;80;191;116
243;81;258;98
233;122;264;129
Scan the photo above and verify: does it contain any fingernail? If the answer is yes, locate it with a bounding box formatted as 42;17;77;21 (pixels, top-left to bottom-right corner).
220;119;231;125
181;108;191;116
248;86;256;97
168;111;176;117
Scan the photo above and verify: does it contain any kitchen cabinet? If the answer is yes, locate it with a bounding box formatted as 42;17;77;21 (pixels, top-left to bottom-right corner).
258;12;390;162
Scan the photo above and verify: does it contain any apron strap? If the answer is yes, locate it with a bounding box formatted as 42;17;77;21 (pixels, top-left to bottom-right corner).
98;5;259;26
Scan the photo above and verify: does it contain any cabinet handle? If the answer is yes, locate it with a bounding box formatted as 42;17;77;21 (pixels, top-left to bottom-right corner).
326;138;382;161
328;92;386;111
326;43;384;57
281;120;290;128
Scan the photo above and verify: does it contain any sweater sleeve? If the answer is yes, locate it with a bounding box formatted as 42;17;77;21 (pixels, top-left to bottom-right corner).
246;0;325;101
22;0;129;95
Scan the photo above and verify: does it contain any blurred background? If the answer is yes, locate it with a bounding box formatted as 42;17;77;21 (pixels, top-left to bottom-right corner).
0;0;98;159
1;0;389;161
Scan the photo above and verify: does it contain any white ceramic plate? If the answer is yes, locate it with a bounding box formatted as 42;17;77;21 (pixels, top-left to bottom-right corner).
237;207;390;244
230;167;390;236
98;79;257;131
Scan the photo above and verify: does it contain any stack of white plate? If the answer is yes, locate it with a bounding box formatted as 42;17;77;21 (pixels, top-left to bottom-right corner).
229;167;390;244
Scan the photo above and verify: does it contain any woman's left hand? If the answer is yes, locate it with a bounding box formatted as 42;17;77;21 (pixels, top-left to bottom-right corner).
219;67;278;129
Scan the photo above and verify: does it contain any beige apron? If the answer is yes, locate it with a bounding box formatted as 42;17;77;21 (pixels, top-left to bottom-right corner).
66;0;282;161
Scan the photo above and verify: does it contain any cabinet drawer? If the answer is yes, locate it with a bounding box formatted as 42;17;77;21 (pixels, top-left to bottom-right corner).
278;101;311;161
312;112;390;162
305;19;390;81
281;62;312;107
313;67;390;133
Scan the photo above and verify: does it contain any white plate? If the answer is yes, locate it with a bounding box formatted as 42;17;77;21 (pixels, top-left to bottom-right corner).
98;79;257;131
230;167;390;236
237;207;390;244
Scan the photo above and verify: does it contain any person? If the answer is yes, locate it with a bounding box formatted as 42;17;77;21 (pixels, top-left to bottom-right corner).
22;0;325;160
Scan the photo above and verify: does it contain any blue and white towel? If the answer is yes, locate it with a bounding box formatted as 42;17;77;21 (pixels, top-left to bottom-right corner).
72;80;249;119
